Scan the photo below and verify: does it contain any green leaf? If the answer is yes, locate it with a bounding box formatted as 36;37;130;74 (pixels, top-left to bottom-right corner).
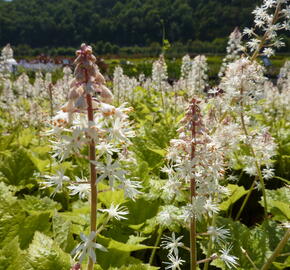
263;187;290;202
27;151;50;172
18;212;51;249
61;200;90;228
129;223;144;231
108;238;153;252
212;218;290;269
126;235;148;245
146;147;166;156
0;132;15;152
98;183;127;208
270;201;290;220
259;187;290;221
0;183;51;250
0;148;37;186
132;138;164;169
126;198;159;226
96;235;153;269
20;195;61;214
273;256;290;270
219;184;248;211
0;185;26;249
130;161;150;186
19;232;71;270
0;182;17;203
52;213;76;253
18;129;34;147
0;237;22;270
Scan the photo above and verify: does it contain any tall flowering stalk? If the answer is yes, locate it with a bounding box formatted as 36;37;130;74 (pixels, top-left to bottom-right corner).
152;54;169;113
244;0;289;59
188;99;201;270
219;27;243;78
43;44;140;269
75;45;98;270
214;0;290;219
188;55;208;97
156;98;238;269
219;57;277;218
277;60;290;91
112;65;139;105
0;44;15;73
179;54;193;92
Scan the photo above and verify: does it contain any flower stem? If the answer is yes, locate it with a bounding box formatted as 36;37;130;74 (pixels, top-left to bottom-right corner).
203;214;217;270
235;176;256;221
86;93;97;270
149;226;163;265
197;254;218;265
241;247;259;270
250;3;282;61
261;229;290;270
48;83;54;123
239;82;268;217
190;180;197;270
190;100;197;270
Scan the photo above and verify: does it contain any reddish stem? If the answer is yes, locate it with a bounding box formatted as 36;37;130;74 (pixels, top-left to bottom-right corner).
83;64;97;270
190;99;198;270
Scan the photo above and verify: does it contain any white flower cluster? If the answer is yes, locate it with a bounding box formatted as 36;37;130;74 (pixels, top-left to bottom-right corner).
152;54;168;92
161;231;238;269
42;44;142;266
111;55;188;115
113;65;139;104
219;57;267;107
1;44;13;60
244;0;290;57
43;45;140;200
0;64;73;127
180;54;192;82
157;98;240;268
177;55;208;97
277;60;290;91
219;58;277;170
219;27;243;77
47;103;139;199
0;44;15;73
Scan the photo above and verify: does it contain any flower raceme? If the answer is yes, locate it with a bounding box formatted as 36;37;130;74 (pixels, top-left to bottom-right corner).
61;43;113;121
244;0;290;58
157;98;239;268
42;44;140;268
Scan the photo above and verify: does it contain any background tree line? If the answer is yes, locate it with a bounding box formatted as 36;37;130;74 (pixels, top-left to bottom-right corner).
0;0;289;56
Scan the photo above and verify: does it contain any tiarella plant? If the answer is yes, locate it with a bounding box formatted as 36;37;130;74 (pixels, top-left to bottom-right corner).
244;0;289;59
43;44;140;270
112;65;138;105
156;98;238;270
218;0;290;220
152;54;170;114
176;55;209;98
155;1;290;269
187;55;208;97
218;27;243;78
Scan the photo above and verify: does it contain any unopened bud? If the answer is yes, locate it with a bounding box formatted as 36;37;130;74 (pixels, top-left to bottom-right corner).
70;263;81;270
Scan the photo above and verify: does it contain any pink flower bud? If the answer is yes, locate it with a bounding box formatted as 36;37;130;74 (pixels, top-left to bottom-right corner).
95;72;105;84
68;87;83;100
70;263;81;270
98;85;113;103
